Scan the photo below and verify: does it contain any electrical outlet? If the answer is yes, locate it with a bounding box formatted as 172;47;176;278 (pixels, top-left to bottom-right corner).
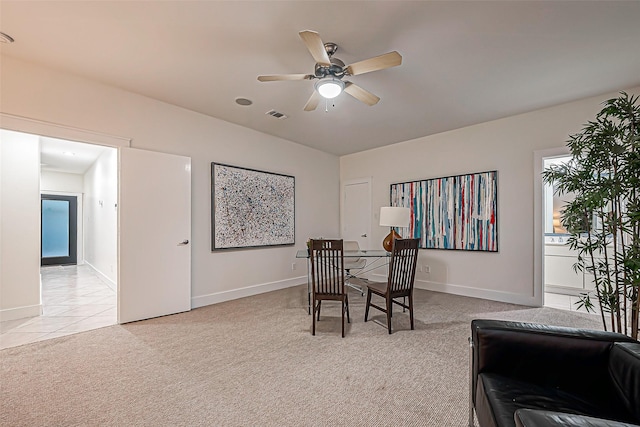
424;265;431;274
291;262;296;271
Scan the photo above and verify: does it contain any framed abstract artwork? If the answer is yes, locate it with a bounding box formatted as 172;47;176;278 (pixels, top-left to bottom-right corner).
211;163;295;250
390;170;498;252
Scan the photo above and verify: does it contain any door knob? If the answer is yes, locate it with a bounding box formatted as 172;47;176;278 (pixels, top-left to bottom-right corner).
178;240;189;246
361;234;367;237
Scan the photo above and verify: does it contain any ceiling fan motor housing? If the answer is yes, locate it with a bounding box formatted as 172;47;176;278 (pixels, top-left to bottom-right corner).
314;57;346;79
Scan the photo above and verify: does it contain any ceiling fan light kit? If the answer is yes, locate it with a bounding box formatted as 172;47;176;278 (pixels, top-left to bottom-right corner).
257;30;402;111
315;77;344;99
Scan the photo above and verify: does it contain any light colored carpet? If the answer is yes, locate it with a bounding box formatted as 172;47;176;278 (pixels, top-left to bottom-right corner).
0;285;602;426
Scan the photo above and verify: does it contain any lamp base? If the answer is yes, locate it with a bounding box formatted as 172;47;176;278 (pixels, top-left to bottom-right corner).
382;229;401;252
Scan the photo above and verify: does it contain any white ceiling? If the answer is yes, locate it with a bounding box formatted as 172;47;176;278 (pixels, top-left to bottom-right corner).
40;137;109;174
2;1;640;156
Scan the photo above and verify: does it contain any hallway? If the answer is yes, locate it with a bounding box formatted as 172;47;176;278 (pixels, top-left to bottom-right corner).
0;265;116;350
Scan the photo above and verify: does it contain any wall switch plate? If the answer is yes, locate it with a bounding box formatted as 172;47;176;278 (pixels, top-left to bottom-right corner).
424;265;431;274
291;263;296;271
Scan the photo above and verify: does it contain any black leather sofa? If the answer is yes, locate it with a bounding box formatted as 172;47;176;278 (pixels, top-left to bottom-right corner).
469;319;640;427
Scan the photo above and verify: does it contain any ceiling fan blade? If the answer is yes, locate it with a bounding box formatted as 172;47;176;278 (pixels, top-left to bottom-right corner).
344;82;380;106
257;74;313;82
303;90;322;111
346;51;402;76
299;30;331;66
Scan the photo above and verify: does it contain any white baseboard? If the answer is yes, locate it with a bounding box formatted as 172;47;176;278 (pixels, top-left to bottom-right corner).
370;273;540;307
192;276;307;309
0;304;41;322
192;273;541;311
84;261;117;292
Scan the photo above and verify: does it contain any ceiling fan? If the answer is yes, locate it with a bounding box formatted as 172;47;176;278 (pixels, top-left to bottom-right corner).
257;30;402;111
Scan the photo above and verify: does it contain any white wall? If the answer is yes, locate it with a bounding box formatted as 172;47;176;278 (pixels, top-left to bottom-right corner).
0;56;340;308
0;130;41;321
12;54;627;311
40;170;84;193
83;148;117;286
341;86;640;306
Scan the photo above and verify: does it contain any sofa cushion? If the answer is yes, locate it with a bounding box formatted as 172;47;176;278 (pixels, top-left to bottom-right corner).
514;409;640;427
477;373;636;427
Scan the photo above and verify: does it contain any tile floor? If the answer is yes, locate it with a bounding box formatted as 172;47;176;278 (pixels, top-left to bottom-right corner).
0;265;116;350
544;290;602;314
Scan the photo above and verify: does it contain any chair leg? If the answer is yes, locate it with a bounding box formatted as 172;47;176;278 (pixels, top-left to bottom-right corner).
316;300;321;321
386;296;393;334
409;293;414;330
345;295;350;323
341;300;345;338
364;290;372;322
312;300;316;336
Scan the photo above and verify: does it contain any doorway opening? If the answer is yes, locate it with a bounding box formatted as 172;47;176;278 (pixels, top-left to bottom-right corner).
2;121;192;348
0;130;118;349
542;154;598;314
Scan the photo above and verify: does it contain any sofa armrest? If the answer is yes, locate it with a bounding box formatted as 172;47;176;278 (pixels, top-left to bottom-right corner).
470;319;634;405
610;342;640;421
514;409;640;427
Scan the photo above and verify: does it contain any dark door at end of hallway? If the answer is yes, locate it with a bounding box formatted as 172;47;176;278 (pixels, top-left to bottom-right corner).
41;194;77;266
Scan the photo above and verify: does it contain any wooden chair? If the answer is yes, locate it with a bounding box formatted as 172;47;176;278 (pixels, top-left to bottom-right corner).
309;239;350;338
364;238;419;334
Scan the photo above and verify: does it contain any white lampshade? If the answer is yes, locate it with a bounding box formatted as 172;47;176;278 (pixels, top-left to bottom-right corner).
315;77;344;99
379;207;410;227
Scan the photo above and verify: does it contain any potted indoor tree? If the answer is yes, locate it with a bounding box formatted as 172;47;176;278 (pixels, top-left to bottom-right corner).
542;92;639;339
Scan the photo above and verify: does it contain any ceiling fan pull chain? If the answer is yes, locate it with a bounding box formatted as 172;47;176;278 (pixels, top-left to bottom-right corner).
325;98;329;113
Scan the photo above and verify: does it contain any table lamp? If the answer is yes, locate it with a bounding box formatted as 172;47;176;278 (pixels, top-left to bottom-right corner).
379;206;410;252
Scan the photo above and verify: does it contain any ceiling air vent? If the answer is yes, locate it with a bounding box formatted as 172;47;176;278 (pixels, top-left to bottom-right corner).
265;109;288;120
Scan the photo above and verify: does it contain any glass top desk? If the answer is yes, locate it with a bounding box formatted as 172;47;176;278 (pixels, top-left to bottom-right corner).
295;249;391;314
295;249;389;259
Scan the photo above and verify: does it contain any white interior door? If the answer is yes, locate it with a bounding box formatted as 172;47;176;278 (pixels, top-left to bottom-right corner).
342;179;371;248
118;147;191;323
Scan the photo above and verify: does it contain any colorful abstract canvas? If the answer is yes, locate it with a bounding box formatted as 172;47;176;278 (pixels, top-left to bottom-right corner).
390;171;498;251
212;163;295;250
